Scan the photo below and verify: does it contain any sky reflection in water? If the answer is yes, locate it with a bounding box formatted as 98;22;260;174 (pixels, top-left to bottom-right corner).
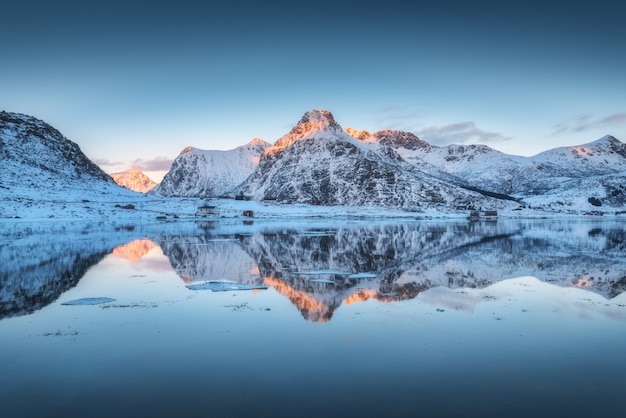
1;219;626;417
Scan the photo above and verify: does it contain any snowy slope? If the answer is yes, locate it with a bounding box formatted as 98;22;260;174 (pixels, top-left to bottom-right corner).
110;168;157;193
150;138;270;197
420;135;626;204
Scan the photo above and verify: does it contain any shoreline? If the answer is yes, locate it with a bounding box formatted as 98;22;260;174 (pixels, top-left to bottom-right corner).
1;196;624;224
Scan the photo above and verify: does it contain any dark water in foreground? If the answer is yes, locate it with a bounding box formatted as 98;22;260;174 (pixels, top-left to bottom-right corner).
1;218;626;417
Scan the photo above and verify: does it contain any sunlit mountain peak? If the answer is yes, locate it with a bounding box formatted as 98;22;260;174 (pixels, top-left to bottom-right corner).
179;145;197;155
344;127;372;141
110;168;156;193
273;109;344;149
247;137;270;146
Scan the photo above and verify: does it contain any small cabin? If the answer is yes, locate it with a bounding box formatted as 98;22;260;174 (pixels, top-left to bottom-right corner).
468;210;498;221
196;205;217;217
243;210;254;217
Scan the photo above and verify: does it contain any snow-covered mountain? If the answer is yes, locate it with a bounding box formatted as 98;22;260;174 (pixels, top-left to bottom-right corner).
110;168;157;193
0;111;164;219
0;111;113;186
238;110;515;211
346;127;626;213
150;138;270;197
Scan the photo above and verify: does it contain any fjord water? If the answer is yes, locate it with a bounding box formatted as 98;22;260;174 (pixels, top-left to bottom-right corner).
1;218;625;417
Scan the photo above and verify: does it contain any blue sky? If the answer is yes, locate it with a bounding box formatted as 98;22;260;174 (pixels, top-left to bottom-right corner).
2;0;625;181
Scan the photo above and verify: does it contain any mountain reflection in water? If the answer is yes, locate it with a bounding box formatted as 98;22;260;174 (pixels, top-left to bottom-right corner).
3;219;626;418
155;219;626;322
0;222;144;318
2;219;625;321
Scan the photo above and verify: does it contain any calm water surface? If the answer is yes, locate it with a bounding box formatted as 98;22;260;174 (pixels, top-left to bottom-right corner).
1;218;626;417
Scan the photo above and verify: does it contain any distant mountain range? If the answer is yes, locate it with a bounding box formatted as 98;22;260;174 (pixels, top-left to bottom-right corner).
2;109;625;215
158;109;625;214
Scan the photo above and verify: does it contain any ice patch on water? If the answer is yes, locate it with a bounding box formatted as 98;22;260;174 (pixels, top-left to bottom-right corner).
61;297;116;306
186;281;268;292
348;272;377;279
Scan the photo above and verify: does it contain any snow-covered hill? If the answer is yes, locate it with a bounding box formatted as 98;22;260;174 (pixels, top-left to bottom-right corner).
150;138;270;198
0;111;113;186
238;110;516;212
0;111;150;218
110;168;157;193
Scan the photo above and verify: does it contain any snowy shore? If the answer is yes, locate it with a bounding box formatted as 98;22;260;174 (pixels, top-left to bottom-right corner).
2;180;625;222
3;192;624;224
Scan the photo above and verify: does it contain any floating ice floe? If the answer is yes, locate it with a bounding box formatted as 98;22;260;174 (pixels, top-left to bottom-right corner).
186;281;268;292
348;272;378;279
61;297;116;306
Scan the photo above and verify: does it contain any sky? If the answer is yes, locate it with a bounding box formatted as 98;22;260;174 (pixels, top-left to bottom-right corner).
2;0;625;182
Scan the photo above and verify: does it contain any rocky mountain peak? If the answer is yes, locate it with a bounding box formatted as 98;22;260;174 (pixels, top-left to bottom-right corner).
273;109;344;149
373;130;431;150
247;137;270;146
179;146;197;155
344;128;372;141
585;134;626;158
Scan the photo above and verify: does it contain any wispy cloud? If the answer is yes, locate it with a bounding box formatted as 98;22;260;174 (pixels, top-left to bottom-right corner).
416;122;512;146
93;157;172;173
93;158;125;171
129;157;173;172
370;106;511;146
599;113;626;125
374;106;425;126
553;113;626;135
